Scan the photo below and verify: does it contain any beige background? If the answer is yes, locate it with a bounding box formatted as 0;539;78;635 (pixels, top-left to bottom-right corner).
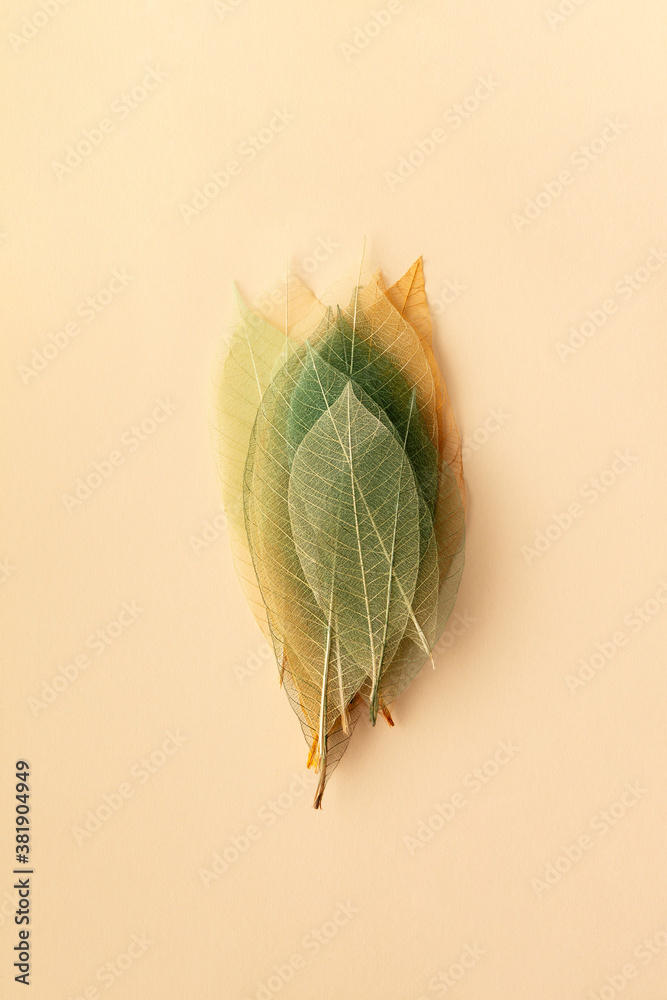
2;1;667;997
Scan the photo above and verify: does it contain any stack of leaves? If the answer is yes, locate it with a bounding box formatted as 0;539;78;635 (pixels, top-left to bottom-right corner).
214;258;465;807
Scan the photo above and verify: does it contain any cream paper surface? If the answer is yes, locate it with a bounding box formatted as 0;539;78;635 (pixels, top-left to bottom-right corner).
2;1;667;997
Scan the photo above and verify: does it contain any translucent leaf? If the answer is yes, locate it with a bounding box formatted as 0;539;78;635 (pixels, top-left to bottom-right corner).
288;382;422;698
383;258;466;509
213;261;467;807
212;289;288;643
